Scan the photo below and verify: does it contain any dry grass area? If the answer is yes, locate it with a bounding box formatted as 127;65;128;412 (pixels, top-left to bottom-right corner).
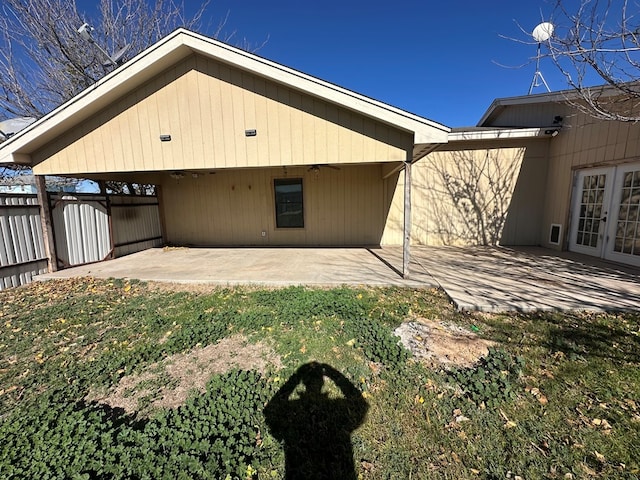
88;334;282;415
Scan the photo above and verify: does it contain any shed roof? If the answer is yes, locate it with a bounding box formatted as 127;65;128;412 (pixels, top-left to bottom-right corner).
0;28;449;166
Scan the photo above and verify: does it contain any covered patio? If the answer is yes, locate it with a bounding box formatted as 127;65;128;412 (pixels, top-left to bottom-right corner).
37;246;640;313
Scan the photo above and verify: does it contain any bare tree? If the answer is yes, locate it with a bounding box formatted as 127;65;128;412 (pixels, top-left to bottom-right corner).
0;0;217;120
542;0;640;121
0;0;229;190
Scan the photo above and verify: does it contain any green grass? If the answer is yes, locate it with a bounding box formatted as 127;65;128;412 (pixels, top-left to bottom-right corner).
0;278;638;479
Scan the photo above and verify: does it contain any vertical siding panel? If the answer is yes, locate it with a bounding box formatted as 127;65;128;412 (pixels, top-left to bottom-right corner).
206;60;226;168
277;87;292;165
313;100;327;162
374;123;390;160
135;85;153;171
362;118;376;161
325;104;339;163
187;67;204;167
350;114;364;163
301;95;315;165
156;70;174;171
218;64;237;168
108;105;125;172
289;91;304;164
242;73;258;166
252;77;269;166
265;83;281;166
196;57;214;168
338;110;351;164
174;65;192;171
129;99;145;171
119;103;135;171
230;69;247;167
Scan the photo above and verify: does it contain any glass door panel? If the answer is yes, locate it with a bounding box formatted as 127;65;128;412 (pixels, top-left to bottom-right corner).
605;164;640;267
569;168;613;256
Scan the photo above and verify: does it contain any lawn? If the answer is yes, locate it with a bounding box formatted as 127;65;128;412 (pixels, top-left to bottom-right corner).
0;278;638;479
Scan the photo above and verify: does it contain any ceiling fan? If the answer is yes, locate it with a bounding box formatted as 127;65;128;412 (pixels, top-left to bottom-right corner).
307;164;341;173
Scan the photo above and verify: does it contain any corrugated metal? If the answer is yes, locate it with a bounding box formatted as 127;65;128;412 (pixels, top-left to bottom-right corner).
1;191;162;290
50;194;111;267
111;195;163;257
0;194;47;290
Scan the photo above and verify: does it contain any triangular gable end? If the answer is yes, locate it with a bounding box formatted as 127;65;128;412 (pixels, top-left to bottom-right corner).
31;53;417;175
0;29;449;169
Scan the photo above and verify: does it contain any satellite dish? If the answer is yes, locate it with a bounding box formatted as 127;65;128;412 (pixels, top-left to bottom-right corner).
110;44;131;65
528;22;554;94
532;22;554;43
0;117;36;141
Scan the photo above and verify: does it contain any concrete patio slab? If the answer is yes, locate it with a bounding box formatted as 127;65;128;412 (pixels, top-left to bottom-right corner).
36;247;437;288
408;246;640;312
36;245;640;313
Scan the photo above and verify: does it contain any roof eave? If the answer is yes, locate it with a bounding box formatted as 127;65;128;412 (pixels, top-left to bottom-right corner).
449;127;548;142
0;28;449;165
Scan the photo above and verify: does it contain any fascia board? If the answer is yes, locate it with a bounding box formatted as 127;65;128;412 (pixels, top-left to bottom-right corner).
448;128;545;141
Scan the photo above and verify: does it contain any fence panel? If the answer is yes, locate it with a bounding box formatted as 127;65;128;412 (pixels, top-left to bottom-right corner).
50;194;111;268
0;194;48;290
110;195;163;257
1;191;163;290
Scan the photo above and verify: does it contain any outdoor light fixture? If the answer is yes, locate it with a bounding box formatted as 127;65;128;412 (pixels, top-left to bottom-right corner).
545;129;560;137
160;134;171;142
245;129;257;137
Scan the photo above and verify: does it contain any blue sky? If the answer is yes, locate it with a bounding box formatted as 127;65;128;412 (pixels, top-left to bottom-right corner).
76;1;576;127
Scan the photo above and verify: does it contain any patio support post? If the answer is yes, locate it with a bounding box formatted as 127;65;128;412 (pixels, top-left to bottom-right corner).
35;175;58;272
403;158;412;279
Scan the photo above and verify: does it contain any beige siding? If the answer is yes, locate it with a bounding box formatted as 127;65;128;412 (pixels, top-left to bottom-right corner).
160;164;388;246
382;140;549;246
484;103;572;128
541;110;640;249
32;55;412;176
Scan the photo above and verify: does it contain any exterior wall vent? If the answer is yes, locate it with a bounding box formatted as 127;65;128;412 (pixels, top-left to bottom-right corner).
549;223;562;245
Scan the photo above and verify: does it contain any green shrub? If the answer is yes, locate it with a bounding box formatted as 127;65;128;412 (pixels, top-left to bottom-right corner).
344;316;410;369
448;348;525;408
0;370;275;479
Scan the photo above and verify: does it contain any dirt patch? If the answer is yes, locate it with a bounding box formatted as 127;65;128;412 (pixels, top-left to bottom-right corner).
87;334;282;415
395;318;495;368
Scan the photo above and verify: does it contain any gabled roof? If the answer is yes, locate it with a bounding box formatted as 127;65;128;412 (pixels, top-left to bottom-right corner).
477;90;569;127
0;28;449;165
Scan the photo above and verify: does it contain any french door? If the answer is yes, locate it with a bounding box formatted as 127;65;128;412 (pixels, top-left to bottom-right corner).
569;163;640;267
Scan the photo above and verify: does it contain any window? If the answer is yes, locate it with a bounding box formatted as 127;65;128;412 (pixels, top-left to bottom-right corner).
274;178;304;228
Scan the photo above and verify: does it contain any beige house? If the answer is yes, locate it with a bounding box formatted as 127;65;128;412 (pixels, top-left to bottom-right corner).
411;90;640;268
0;29;452;276
1;28;639;272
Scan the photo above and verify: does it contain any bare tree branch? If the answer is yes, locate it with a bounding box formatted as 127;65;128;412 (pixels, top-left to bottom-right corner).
0;0;220;120
540;0;640;121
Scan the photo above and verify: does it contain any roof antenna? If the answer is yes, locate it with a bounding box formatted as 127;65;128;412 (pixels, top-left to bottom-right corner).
528;21;554;94
77;23;130;67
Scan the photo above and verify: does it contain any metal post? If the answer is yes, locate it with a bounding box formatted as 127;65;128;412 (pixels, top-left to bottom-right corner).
403;159;412;279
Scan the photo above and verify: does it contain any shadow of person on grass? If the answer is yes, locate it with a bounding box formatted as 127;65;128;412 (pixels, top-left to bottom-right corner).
264;362;369;480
